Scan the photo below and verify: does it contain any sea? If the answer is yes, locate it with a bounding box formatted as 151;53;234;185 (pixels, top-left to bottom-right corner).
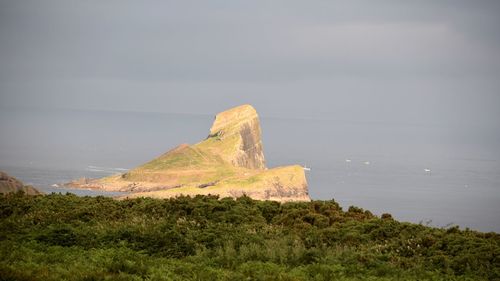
1;107;499;232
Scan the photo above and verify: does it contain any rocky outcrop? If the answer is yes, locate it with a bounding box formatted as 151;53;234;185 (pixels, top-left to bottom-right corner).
0;171;42;195
208;105;266;170
66;104;310;202
122;165;309;202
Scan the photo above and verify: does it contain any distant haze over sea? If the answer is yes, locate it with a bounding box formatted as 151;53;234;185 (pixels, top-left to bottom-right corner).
0;107;499;232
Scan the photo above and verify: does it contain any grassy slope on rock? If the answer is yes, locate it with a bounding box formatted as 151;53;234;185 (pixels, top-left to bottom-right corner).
124;165;306;199
99;132;295;196
1;192;499;281
100;135;241;188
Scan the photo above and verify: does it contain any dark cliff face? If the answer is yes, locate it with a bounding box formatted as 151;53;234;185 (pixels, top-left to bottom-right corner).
0;171;42;195
238;121;265;170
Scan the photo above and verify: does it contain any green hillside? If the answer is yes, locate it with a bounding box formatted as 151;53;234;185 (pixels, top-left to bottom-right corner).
1;192;498;280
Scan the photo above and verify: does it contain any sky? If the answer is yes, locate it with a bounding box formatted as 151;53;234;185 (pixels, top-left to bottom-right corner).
1;0;500;128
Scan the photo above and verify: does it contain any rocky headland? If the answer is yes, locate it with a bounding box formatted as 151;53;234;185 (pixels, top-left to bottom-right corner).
66;105;310;202
0;171;42;195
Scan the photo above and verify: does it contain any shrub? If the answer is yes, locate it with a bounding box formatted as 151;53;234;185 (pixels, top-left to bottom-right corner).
0;193;498;280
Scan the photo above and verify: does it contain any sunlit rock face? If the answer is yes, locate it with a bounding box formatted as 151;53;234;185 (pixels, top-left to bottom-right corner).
208;104;266;170
66;105;310;202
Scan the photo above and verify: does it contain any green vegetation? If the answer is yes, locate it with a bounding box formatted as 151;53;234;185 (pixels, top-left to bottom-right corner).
1;192;498;280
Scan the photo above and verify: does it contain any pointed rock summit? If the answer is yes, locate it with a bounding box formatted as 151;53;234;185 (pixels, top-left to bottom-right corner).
208;105;266;170
66;105;310;202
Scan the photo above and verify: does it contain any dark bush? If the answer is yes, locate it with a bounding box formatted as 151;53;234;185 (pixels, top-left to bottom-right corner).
36;224;78;247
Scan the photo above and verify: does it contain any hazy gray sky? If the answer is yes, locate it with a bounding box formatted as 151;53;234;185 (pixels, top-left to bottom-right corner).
1;0;500;127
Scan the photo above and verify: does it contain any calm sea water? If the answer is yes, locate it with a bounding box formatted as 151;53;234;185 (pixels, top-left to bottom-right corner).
1;108;499;232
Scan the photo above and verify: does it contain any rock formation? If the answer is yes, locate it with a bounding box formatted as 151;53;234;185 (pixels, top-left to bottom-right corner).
0;171;42;195
66;104;310;202
208;105;266;170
